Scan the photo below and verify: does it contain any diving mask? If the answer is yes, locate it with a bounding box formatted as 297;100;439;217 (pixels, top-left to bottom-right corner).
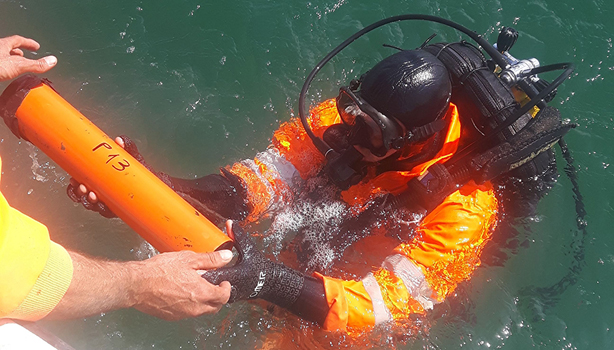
336;83;406;157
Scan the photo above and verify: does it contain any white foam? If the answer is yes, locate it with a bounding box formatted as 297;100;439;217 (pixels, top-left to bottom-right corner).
264;177;350;270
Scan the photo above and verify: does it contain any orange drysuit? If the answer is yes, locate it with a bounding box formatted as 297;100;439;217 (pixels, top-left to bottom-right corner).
0;157;74;321
227;99;498;331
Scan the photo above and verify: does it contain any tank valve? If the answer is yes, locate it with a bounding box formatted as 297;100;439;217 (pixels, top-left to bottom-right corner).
500;58;541;86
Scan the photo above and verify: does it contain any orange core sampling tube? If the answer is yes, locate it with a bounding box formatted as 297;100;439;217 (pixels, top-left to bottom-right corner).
0;76;232;253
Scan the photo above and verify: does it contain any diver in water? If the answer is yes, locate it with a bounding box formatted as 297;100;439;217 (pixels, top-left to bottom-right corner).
72;21;573;331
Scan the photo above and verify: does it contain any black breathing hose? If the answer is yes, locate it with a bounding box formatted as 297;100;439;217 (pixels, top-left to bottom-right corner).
519;138;588;319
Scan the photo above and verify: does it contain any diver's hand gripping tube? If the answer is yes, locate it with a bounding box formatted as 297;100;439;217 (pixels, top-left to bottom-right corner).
0;75;233;253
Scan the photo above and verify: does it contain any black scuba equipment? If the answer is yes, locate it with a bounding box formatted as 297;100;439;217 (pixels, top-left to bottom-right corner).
385;35;577;212
389;106;576;214
336;85;449;157
322;146;367;190
298;14;575;189
496;26;518;53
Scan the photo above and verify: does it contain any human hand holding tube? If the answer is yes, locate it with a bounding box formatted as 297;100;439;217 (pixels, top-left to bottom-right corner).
48;249;233;320
0;35;57;81
128;250;233;320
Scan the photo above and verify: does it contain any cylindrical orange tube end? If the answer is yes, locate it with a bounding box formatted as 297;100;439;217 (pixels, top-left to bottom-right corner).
0;75;232;253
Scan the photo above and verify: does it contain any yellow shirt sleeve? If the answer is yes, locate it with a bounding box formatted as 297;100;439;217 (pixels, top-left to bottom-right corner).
0;157;73;321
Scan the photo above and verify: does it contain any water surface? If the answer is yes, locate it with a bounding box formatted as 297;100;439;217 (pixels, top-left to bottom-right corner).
0;0;613;348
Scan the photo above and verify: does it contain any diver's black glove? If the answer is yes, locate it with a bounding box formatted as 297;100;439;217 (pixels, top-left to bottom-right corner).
165;169;249;226
202;222;305;306
66;182;116;218
202;222;329;324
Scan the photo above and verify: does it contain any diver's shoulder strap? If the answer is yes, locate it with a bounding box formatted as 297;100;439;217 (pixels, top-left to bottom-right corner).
391;106;575;214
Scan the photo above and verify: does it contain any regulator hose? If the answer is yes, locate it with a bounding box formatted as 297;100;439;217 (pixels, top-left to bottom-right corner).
519;138;588;319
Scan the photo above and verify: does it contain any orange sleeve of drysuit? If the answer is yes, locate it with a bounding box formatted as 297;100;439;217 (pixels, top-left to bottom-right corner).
0;157;74;321
227;99;341;221
317;181;498;331
395;181;499;300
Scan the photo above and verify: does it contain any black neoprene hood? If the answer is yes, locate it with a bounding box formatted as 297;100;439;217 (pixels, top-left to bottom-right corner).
359;49;452;128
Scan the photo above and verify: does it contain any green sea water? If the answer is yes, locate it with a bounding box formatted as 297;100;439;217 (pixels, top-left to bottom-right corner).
1;0;613;349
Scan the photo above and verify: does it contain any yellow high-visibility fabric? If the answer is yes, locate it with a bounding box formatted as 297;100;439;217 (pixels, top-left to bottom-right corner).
0;157;73;321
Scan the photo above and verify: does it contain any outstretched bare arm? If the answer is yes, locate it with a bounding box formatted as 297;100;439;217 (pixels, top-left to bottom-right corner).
47;249;233;321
